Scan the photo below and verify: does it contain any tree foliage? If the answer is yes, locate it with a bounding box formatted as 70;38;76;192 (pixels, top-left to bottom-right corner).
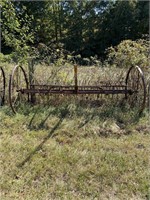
1;0;149;63
106;39;149;69
1;0;34;62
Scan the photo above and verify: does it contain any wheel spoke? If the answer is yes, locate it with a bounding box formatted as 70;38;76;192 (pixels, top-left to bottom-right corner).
9;65;29;113
126;66;146;115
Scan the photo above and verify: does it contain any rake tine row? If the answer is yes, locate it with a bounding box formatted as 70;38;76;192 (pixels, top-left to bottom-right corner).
0;64;147;116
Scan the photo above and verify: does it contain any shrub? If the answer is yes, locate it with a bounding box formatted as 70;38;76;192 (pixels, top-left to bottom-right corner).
0;53;12;63
106;39;149;69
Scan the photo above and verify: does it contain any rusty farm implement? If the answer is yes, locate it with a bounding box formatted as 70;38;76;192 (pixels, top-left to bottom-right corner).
8;65;146;115
0;67;6;106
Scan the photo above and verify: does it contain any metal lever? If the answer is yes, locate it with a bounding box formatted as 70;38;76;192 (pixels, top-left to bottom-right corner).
74;65;78;93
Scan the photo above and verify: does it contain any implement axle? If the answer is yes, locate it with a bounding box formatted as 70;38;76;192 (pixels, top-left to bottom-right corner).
17;86;134;95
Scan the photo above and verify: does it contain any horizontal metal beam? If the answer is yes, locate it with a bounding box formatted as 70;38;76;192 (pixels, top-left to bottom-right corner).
30;84;127;88
17;88;135;95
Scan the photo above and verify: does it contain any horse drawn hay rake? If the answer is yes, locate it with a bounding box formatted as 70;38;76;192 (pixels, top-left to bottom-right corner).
0;67;6;106
8;65;146;114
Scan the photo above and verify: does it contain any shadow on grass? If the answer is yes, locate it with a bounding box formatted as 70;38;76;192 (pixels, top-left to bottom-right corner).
27;104;70;130
2;99;143;127
28;106;52;130
17;107;69;168
78;113;95;129
27;102;141;133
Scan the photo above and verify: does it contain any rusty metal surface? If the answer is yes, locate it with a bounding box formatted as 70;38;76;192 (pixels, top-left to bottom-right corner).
0;67;6;106
9;65;146;114
74;65;78;93
17;86;131;95
125;65;146;115
9;65;29;113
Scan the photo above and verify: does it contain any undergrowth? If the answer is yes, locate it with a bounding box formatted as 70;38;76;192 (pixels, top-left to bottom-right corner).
0;101;149;200
0;64;149;199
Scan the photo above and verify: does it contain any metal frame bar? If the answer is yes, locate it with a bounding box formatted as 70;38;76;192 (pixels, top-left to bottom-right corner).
9;64;146;115
17;87;133;95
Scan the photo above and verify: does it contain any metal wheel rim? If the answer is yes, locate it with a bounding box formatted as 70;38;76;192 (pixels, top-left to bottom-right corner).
9;65;29;113
125;65;146;115
0;67;6;106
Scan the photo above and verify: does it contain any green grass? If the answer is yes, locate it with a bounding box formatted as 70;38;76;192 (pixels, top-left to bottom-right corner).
0;102;150;200
0;63;149;199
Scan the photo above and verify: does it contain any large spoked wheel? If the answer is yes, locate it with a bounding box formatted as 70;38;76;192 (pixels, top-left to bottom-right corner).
126;65;146;115
9;65;29;113
0;67;6;106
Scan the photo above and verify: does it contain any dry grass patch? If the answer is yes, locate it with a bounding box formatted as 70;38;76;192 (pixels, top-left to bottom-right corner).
0;103;149;199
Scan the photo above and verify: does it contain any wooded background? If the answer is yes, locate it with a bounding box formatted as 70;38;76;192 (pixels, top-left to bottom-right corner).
1;0;149;63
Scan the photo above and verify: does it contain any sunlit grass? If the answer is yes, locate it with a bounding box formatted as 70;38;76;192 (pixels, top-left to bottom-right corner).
0;63;149;199
0;102;149;199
